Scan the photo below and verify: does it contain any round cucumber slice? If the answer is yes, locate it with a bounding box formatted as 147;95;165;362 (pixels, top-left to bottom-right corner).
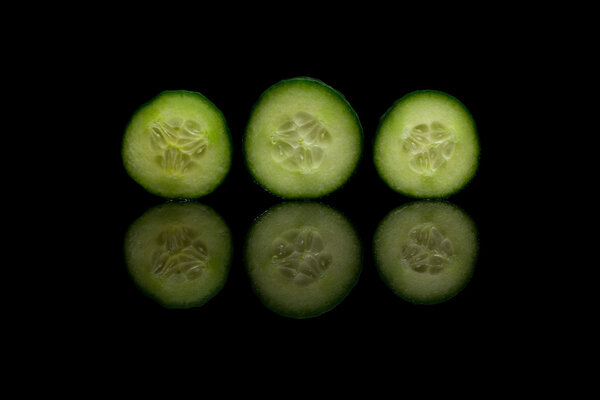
374;90;479;198
374;201;477;305
245;202;361;318
122;90;232;198
244;77;362;198
124;202;232;308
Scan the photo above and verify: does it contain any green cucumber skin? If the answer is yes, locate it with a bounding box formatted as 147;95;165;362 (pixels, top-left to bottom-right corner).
374;200;479;305
244;201;363;319
243;77;363;199
122;90;233;199
374;90;480;199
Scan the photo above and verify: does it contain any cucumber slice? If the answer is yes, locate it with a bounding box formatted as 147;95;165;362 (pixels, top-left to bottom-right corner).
245;202;361;318
244;77;362;198
124;202;232;308
374;90;479;198
122;90;232;198
374;201;477;305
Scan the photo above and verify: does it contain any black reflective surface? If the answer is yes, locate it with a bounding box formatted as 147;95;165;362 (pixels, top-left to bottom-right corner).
84;46;532;355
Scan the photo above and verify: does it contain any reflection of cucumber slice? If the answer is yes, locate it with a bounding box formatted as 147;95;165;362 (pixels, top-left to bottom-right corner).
374;201;477;305
124;202;232;308
122;90;232;198
244;77;362;198
245;202;361;318
374;90;479;198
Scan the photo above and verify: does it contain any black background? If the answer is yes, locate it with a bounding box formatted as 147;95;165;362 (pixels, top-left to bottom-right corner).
69;15;547;365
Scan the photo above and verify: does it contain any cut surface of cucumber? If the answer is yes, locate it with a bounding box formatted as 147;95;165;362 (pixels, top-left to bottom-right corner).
124;202;232;308
374;201;477;305
245;202;361;318
122;90;232;198
374;90;479;198
244;77;362;198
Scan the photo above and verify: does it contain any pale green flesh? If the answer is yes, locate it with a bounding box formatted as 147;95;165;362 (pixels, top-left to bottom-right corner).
245;78;362;198
245;202;361;318
124;202;232;308
122;91;232;198
374;91;479;198
374;201;477;304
